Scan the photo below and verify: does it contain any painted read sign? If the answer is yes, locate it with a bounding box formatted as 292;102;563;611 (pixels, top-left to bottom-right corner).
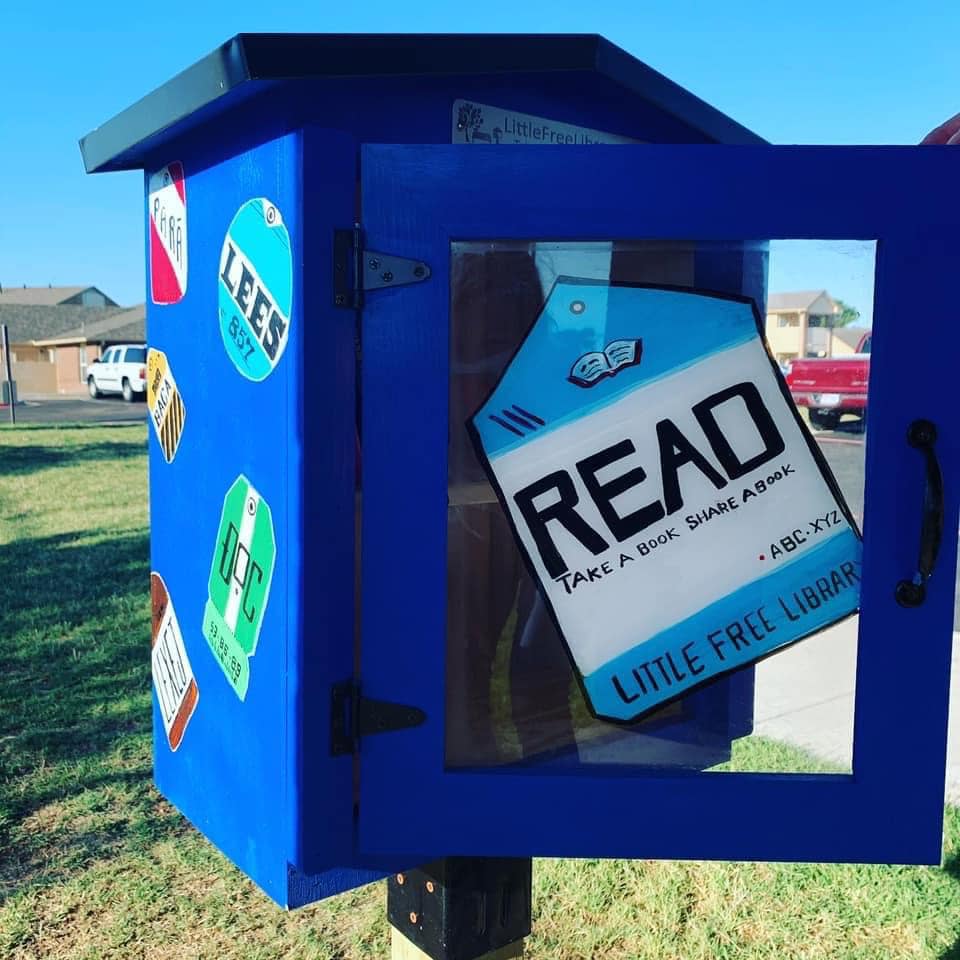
148;161;187;304
150;572;198;750
471;282;862;722
202;475;276;700
453;99;639;145
146;348;186;463
218;198;292;381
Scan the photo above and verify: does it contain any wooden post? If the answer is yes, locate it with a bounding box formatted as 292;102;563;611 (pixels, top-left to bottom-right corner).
387;859;531;960
1;324;15;425
391;929;523;960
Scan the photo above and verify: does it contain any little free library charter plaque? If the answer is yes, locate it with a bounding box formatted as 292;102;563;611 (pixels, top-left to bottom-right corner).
471;280;862;723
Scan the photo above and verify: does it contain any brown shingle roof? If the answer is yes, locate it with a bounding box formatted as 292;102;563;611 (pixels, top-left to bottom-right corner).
767;290;832;312
97;317;147;344
0;286;103;306
0;304;127;343
43;305;145;345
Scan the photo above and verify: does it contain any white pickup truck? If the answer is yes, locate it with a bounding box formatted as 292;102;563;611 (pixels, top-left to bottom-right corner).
87;344;147;402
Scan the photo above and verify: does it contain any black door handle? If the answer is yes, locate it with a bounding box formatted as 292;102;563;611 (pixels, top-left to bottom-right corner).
895;419;944;607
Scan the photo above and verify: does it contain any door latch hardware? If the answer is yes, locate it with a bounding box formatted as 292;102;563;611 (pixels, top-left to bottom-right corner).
895;418;944;607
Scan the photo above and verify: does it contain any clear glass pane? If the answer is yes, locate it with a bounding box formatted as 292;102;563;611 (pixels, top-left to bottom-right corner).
446;239;875;776
748;240;874;774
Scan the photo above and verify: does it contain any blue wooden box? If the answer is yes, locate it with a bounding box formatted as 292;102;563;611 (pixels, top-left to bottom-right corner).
81;34;958;907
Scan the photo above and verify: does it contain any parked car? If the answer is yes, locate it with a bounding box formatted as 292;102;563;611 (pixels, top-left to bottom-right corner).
87;344;147;402
785;332;871;430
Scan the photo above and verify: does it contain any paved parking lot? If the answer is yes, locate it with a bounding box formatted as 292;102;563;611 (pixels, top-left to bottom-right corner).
817;433;865;520
4;394;146;425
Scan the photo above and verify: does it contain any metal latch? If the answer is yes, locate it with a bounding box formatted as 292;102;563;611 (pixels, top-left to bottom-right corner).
330;679;427;755
333;226;431;309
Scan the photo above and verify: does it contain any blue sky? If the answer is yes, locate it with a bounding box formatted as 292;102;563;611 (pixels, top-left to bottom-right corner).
1;1;957;315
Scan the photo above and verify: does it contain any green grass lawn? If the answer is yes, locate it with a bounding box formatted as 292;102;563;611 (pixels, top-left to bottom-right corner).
1;422;959;959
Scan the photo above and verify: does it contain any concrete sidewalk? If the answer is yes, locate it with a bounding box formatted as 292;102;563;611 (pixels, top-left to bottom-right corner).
752;617;960;801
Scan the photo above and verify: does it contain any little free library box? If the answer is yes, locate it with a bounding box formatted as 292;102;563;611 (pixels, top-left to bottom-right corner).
81;33;959;908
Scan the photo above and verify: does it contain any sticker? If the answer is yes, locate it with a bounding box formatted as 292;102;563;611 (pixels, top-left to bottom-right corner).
202;475;276;699
148;161;188;304
218;198;292;381
453;99;640;145
471;282;862;723
151;572;199;750
146;349;186;463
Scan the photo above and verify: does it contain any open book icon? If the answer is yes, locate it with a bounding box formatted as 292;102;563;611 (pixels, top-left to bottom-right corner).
568;338;643;387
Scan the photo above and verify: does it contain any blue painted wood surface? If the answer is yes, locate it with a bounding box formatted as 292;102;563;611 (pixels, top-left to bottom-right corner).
358;144;959;864
139;57;771;908
147;127;396;906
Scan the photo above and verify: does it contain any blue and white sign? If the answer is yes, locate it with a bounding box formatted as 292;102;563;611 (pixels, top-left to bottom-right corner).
471;281;862;723
218;198;292;381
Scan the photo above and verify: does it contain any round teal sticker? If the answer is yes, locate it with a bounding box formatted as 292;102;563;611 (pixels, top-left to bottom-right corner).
218;198;292;381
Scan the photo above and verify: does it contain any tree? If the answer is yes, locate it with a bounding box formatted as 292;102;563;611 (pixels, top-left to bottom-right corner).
832;299;860;327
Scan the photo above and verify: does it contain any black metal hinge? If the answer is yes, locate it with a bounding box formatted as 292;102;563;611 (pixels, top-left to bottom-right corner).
333;225;431;310
330;679;427;756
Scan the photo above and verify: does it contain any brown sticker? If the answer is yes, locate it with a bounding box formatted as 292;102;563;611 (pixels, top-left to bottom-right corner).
150;572;199;750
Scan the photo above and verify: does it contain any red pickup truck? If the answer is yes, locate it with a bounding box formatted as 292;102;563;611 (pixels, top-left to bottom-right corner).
784;332;871;431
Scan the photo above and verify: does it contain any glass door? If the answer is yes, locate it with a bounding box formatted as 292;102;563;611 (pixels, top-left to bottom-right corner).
358;144;958;864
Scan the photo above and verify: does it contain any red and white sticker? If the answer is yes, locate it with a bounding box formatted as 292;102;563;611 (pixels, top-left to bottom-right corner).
148;162;188;304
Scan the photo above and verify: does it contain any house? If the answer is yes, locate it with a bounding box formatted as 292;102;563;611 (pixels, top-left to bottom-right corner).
0;285;118;308
765;290;842;364
1;302;145;395
829;325;871;356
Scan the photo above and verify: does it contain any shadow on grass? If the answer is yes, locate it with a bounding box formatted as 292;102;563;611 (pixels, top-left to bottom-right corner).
0;527;161;900
0;528;149;643
0;438;146;477
0;769;190;905
942;851;960;959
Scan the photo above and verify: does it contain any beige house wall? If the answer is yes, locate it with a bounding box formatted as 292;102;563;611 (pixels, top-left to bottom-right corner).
829;331;870;357
83;344;102;380
7;343;104;395
10;360;57;394
830;335;858;357
806;293;837;317
53;346;89;394
767;305;854;363
9;343;46;363
766;310;805;361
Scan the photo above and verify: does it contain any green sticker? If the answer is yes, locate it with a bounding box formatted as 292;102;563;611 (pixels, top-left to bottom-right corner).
202;474;276;699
